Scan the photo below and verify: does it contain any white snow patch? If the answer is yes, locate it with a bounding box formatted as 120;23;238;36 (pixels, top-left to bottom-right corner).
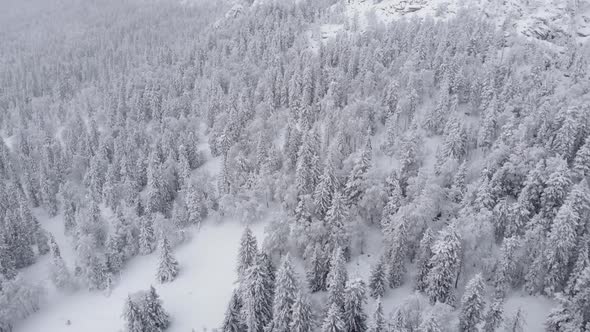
16;219;266;332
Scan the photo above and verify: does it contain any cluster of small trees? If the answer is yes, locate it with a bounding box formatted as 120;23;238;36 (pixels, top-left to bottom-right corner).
123;286;170;332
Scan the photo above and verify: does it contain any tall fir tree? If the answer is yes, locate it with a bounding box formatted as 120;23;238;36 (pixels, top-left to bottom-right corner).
290;290;313;332
458;274;486;332
426;224;462;305
156;237;179;284
327;247;348;311
221;290;245;332
269;254;299;332
343;278;368;332
237;227;258;280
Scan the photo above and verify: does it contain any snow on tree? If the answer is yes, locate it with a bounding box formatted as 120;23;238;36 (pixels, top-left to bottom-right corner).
482;297;504;332
426;224;462;305
573;136;590;178
458;274;485;332
269;254;299;332
123;296;145;332
368;254;387;299
295;129;321;196
143;286;171;331
314;157;338;218
237;226;258;280
327;247;348;310
343;278;368;332
242;254;273;332
503;308;525;332
156;237;179;283
344;136;372;204
493;236;520;297
543;200;579;294
49;237;73;290
124;287;170;332
325;192;350;254
139;215;156;255
415;228;435;292
368;299;385;332
322;302;346;332
290;290;313;332
540;156;571;219
307;243;328;293
386;212;408;289
221;290;245;332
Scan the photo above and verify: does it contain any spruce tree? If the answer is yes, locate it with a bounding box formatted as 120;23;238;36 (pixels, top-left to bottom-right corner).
307;244;328;292
237;227;258;280
344;278;368;332
368;299;385;332
270;254;299;332
573;136;590;178
368;255;387;299
426;224;462;305
290;290;313;332
221;290;244;332
322;302;345;332
242;255;273;332
458;274;485;332
143;286;170;331
415;228;435;292
123;296;145;332
327;247;348;310
139;216;156;255
483;297;504;332
156;237;179;283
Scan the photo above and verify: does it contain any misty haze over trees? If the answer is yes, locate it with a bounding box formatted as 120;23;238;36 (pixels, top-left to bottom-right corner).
0;0;589;331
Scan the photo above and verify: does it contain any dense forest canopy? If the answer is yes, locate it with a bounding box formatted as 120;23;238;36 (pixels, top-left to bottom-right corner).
0;0;589;331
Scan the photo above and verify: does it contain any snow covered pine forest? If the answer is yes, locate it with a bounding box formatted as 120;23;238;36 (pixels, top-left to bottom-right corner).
1;0;590;331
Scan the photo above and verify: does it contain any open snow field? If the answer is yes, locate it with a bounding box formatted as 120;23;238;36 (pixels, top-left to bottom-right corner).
15;214;265;332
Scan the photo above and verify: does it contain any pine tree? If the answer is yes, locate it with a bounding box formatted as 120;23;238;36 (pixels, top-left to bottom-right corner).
368;255;387;299
307;244;328;292
483;297;504;332
325;192;349;253
344;137;372;204
415;228;435;292
503;308;525;332
386;214;408;289
344;278;368;332
327;248;348;310
221;290;244;332
242;255;273;332
314;158;337;218
157;237;179;283
139;216;156;255
573;136;590;178
123;296;145;332
143;286;170;331
368;299;385;332
49;238;73;290
544;201;579;294
237;227;258;280
185;183;203;227
290;291;313;332
458;274;485;332
571;267;590;328
426;224;462;305
493;237;519;297
322;302;346;332
540;156;571;219
270;254;299;332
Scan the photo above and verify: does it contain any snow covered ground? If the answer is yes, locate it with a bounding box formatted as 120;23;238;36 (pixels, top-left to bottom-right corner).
15;214;266;332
